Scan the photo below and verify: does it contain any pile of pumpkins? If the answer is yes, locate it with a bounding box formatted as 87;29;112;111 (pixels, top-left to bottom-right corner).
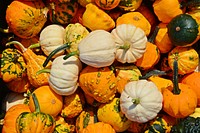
1;0;200;132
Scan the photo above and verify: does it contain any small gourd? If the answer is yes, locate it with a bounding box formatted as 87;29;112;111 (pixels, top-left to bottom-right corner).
94;0;121;10
118;0;143;11
54;116;75;132
111;24;147;64
120;79;163;123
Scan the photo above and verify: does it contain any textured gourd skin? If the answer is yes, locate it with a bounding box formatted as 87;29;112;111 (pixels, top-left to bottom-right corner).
6;0;48;39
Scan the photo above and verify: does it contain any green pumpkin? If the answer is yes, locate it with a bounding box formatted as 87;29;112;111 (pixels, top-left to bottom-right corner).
167;13;199;46
1;48;26;82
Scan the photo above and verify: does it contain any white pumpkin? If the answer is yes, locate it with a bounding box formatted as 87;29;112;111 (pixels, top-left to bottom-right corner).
78;30;116;68
120;79;163;123
39;24;66;58
49;55;82;96
111;24;147;63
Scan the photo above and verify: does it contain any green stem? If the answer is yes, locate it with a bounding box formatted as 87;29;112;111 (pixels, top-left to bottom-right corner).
32;93;40;112
6;41;27;52
139;70;167;80
132;98;140;104
119;42;130;50
172;60;181;95
43;43;71;67
0;28;9;33
63;51;79;60
148;26;159;43
28;43;40;49
36;68;51;75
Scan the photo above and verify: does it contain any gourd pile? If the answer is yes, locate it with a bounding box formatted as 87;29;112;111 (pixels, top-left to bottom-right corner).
1;0;200;132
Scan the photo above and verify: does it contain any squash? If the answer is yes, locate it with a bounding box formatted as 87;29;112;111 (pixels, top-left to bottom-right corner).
118;0;143;11
168;46;199;75
120;79;163;123
48;0;78;25
152;0;183;23
111;24;147;64
29;85;63;117
6;41;52;88
16;93;56;133
79;66;117;103
5;0;48;39
94;0;121;10
80;3;115;31
54;116;75;133
81;122;116;133
61;89;85;119
116;12;151;36
181;72;200;106
1;48;26;82
39;24;66;58
162;60;198;118
167;13;199;46
2;104;31;133
97;98;132;132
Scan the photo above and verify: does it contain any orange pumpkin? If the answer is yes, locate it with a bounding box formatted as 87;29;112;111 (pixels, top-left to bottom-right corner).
94;0;121;10
29;85;63;117
2;104;31;133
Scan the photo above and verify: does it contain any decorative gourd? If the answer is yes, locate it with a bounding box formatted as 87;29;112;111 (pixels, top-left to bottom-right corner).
61;89;85;118
167;13;199;46
78;0;95;7
153;0;183;23
29;85;63;117
16;93;56;133
54;116;75;133
136;26;160;70
79;66;117;103
115;65;142;94
65;23;89;53
80;3;115;31
189;107;200;118
84;93;101;107
116;12;151;36
43;30;116;68
81;122;116;133
111;24;147;64
48;0;78;25
181;72;200;106
97;98;132;132
168;46;199;75
94;0;121;10
2;104;31;133
118;0;143;11
1;48;26;82
5;0;48;38
6;41;52;88
39;24;66;58
120;79;163;123
162;60;198;118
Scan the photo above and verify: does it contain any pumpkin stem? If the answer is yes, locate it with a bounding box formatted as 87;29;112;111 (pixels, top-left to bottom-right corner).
28;43;40;49
0;28;9;34
139;69;167;79
36;68;51;75
63;51;79;60
132;98;140;104
119;41;130;50
172;60;181;95
32;93;41;112
43;43;71;67
6;41;27;53
148;26;159;43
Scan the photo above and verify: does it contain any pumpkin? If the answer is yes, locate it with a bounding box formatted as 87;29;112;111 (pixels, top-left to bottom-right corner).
48;0;78;25
94;0;121;10
5;0;48;39
65;22;89;53
118;0;143;11
168;46;199;75
167;13;199;46
97;98;132;132
162;60;198;118
6;41;52;88
136;26;160;70
120;79;163;123
16;93;56;133
116;12;151;36
29;85;63;117
79;66;117;103
54;116;75;133
81;122;116;133
181;72;200;106
152;0;183;23
111;24;147;64
39;24;66;58
61;89;85;118
2;104;31;133
80;3;115;31
1;48;26;82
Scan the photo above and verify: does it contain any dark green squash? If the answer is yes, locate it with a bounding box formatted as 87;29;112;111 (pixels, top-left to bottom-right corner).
167;14;199;46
